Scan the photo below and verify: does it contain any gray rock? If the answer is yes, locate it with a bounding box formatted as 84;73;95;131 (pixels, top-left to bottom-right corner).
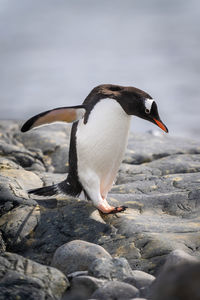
91;281;139;300
97;234;141;266
100;198;200;273
16;123;71;172
0;157;22;170
36;171;66;187
52;240;112;275
149;261;200;300
51;144;69;173
118;153;200;185
0;167;43;191
0;182;37;216
0;205;40;249
126;132;200;165
0;252;69;299
162;249;199;271
19;198;114;265
65;275;106;300
16;124;70;153
103;162;200;274
0;139;46;171
89;257;133;280
0;160;43;213
123;270;155;289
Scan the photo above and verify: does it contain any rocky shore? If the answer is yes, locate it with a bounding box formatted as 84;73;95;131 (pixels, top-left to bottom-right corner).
0;120;200;300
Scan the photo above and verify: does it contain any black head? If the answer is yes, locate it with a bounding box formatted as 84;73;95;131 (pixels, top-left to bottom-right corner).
138;98;169;133
84;84;168;133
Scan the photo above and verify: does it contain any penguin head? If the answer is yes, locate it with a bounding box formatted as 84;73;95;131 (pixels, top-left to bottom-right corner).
130;95;169;133
93;85;168;133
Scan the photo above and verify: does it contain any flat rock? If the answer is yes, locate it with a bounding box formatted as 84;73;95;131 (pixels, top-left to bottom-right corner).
0;252;69;299
101;202;200;273
102;161;200;273
52;240;112;275
125;132;200;164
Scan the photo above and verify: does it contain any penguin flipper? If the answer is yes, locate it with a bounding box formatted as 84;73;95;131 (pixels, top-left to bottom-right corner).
21;105;86;132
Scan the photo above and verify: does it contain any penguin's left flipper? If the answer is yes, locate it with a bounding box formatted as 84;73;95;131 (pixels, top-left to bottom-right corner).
21;105;86;132
101;206;128;214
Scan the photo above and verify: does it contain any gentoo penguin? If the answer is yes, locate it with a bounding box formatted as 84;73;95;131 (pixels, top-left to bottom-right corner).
21;84;168;214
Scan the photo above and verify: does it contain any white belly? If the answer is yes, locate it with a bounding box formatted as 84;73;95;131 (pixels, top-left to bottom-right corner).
76;98;131;197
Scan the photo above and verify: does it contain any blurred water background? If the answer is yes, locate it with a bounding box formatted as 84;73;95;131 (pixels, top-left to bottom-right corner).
0;0;200;139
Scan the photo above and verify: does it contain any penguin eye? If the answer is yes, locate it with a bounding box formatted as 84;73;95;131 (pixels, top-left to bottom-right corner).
145;108;150;114
144;98;154;114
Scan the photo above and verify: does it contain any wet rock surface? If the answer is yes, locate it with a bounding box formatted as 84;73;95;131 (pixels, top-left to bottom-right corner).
0;120;200;299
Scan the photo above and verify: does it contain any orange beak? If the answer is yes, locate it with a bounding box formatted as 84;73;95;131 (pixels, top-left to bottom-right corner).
153;118;168;133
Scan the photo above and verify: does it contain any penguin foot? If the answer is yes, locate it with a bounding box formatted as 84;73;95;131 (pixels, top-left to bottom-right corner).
98;204;127;214
107;206;128;214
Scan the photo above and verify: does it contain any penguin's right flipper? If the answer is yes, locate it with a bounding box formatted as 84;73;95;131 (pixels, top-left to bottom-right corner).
21;105;86;132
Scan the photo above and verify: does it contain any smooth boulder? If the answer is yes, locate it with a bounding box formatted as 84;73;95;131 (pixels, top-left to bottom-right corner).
51;240;112;275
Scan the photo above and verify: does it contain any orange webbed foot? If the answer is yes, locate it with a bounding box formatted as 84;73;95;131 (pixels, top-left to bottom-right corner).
98;203;127;214
106;205;127;214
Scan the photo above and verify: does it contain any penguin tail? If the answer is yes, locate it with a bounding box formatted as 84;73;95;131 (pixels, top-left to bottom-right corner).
28;179;82;198
28;184;59;197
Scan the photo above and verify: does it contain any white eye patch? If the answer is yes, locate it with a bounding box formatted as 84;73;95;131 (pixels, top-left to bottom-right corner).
144;99;154;114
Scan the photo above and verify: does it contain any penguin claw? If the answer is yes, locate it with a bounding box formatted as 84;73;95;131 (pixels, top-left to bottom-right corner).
106;205;128;214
